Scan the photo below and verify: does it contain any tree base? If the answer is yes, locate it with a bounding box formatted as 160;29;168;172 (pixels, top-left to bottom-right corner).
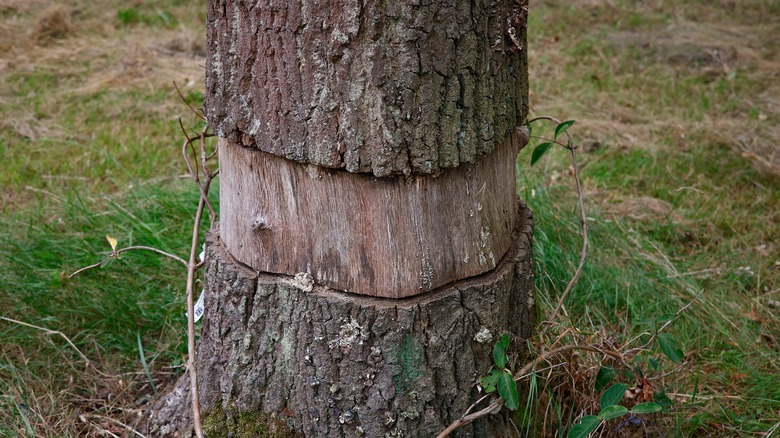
142;201;534;437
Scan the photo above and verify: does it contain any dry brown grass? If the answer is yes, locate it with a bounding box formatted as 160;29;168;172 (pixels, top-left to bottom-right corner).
529;4;780;178
32;6;73;45
0;0;206;209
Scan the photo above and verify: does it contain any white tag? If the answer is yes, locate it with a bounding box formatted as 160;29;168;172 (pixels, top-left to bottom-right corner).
190;244;207;323
198;243;206;263
193;290;205;322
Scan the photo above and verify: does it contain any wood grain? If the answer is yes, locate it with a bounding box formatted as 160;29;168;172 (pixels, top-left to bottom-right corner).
219;129;528;298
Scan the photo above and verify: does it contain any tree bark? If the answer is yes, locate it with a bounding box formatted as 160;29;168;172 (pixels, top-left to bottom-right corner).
143;202;533;437
206;0;528;176
143;0;533;435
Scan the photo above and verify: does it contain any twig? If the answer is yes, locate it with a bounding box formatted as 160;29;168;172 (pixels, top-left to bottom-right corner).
198;125;218;226
186;194;206;438
527;116;588;324
68;245;188;279
180;120;217;226
173;81;206;121
181;125;216;438
623;290;703;357
85;414;149;438
0;316;92;367
764;421;780;438
68;260;105;279
116;246;188;266
436;345;623;438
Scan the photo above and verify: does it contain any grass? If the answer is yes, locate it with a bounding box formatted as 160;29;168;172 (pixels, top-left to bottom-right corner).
0;183;207;436
0;0;778;436
516;1;779;435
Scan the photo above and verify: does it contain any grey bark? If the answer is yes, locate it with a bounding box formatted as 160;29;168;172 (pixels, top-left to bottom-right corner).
142;202;533;437
206;0;529;176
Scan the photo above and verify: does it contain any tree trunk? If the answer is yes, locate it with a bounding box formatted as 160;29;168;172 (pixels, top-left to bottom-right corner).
144;0;531;436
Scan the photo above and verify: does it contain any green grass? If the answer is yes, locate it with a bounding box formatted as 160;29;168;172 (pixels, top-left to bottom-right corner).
0;183;210;435
0;0;778;436
518;0;779;433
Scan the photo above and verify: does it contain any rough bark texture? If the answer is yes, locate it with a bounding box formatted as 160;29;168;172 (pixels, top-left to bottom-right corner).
206;0;529;177
219;128;528;298
143;202;533;437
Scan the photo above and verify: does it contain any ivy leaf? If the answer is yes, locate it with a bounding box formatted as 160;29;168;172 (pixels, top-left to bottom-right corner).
493;333;509;368
598;404;629;421
497;370;519;410
657;333;684;364
567;415;600;438
481;369;501;394
531;142;553;165
600;383;628;410
594;366;616;392
554;120;576;139
631;402;663;414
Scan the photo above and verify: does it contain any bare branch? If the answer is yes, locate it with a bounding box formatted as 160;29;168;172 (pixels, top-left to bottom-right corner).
547;142;588;323
67;260;105;279
68;245;188;280
173;81;206;121
0;316;93;368
186;195;206;438
526;115;588;324
116;246;188;266
180;125;218;438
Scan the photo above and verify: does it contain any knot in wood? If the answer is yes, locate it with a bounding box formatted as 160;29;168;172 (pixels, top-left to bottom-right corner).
249;216;270;233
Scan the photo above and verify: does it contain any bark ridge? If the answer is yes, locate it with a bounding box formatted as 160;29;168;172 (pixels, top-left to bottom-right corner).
206;0;529;176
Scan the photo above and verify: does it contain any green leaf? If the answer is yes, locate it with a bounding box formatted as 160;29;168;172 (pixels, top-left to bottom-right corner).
531;142;553;165
554;120;576;139
648;357;659;371
657;333;684;364
497;370;519;410
600;383;628;410
493;333;509;368
631;402;663;414
567;415;600;438
653;390;674;412
481;369;501;393
598;404;629;421
594;366;616;392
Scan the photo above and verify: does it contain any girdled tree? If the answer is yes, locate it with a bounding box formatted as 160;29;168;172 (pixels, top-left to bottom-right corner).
146;0;532;436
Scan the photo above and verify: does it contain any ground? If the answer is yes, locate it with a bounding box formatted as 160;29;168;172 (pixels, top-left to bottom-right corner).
0;0;777;436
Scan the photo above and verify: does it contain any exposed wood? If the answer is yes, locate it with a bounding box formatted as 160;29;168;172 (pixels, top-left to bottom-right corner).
219;128;528;298
206;0;529;176
142;202;534;437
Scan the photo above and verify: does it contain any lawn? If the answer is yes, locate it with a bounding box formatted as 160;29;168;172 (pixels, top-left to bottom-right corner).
0;0;777;436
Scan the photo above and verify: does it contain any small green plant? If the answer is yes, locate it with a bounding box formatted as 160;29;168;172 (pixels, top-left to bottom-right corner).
117;8;141;25
567;331;686;437
568;381;662;438
480;334;520;410
117;7;177;28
